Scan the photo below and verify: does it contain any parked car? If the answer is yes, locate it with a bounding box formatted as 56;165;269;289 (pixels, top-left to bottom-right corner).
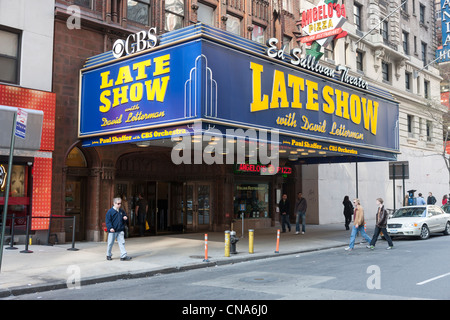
386;205;450;240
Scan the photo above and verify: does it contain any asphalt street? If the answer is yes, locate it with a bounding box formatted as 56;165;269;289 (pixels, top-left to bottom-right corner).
5;233;450;301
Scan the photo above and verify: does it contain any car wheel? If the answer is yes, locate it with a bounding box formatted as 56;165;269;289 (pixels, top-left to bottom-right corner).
419;224;430;240
444;221;450;235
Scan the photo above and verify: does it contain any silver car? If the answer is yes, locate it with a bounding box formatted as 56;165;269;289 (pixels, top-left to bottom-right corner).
387;205;450;240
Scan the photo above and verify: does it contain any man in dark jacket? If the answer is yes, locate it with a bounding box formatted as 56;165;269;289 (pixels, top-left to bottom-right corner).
106;197;132;261
294;192;307;234
279;194;291;232
369;198;393;250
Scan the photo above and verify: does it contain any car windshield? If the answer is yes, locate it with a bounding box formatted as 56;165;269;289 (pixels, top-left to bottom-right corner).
392;207;426;218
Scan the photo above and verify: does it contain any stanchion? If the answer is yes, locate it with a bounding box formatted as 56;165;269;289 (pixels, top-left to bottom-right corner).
67;215;79;251
224;230;230;257
20;215;33;253
6;214;18;250
249;229;254;254
274;229;280;253
203;234;209;262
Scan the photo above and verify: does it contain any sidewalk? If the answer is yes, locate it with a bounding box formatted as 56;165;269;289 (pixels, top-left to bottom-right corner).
0;222;368;298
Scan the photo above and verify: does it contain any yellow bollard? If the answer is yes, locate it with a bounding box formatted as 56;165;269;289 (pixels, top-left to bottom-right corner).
224;230;230;257
249;229;254;254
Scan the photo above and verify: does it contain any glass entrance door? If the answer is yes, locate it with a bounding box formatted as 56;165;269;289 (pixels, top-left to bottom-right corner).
186;182;211;231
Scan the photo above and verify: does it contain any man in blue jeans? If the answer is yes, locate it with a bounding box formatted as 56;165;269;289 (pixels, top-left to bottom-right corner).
106;197;132;261
294;192;307;234
345;198;372;251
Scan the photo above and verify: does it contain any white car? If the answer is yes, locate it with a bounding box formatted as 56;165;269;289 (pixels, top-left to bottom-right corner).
387;205;450;240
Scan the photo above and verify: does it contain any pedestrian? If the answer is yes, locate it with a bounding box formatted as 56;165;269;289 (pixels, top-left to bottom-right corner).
427;192;436;205
279;194;291;233
106;197;132;261
368;198;393;250
345;199;372;251
442;194;448;205
135;193;148;236
294;192;307;234
342;195;353;230
416;193;426;205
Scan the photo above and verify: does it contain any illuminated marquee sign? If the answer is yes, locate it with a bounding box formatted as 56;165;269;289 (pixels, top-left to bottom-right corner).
80;24;399;161
437;0;450;63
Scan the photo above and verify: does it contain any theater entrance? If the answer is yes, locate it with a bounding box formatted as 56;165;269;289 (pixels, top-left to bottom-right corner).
185;182;212;232
116;180;184;236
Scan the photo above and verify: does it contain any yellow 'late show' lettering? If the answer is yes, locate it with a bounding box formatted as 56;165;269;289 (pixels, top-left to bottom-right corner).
249;61;379;135
99;54;171;113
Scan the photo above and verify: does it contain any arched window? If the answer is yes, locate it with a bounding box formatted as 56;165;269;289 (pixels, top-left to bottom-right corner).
65;147;87;167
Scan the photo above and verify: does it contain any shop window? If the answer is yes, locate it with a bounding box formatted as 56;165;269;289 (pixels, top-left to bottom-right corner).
0;164;30;230
234;183;270;219
0;27;21;85
65;147;87;167
165;0;184;31
127;0;150;25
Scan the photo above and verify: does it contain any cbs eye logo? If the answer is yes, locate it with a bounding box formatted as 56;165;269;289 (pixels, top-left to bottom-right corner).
112;27;159;59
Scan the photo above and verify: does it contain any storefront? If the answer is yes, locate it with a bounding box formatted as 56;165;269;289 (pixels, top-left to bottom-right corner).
76;23;399;240
0;85;55;237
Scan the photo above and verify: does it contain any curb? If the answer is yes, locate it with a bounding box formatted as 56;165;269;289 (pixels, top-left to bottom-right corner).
0;243;347;298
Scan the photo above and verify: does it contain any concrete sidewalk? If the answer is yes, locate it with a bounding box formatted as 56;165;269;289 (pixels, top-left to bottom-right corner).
0;222;369;298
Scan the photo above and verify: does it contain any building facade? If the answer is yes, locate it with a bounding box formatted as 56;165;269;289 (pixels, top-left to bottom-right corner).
0;0;56;237
47;0;446;242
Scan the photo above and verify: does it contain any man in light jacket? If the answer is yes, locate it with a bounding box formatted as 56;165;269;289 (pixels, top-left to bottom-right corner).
369;198;393;250
345;198;372;251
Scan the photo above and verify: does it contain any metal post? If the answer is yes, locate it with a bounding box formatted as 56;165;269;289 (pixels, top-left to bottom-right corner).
46;215;52;246
6;214;17;250
67;216;79;251
20;215;33;253
0;112;17;272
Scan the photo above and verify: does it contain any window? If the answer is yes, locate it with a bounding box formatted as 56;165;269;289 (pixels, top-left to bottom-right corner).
165;0;184;31
424;80;430;99
197;3;214;26
356;50;364;72
414;35;417;54
0;28;20;84
407;114;414;136
74;0;92;9
401;0;407;12
402;31;409;55
324;40;335;61
382;61;390;82
234;183;270;219
405;71;411;90
426;120;432;141
419;4;425;23
282;0;293;13
127;0;150;25
421;42;427;66
381;20;389;41
354;4;362;30
252;25;265;44
226;14;241;35
283;36;291;52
